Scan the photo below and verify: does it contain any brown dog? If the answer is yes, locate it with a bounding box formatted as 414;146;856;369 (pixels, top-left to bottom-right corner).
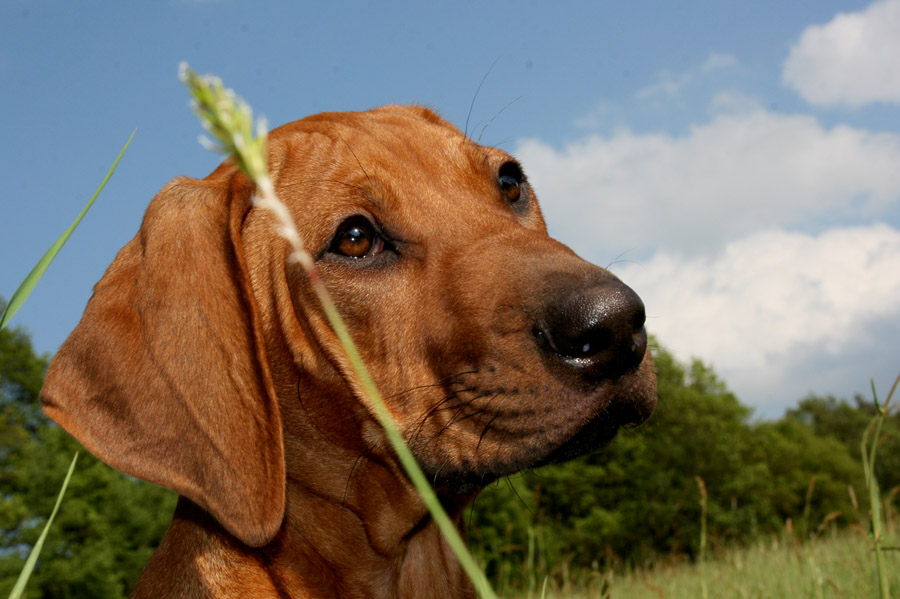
40;105;656;598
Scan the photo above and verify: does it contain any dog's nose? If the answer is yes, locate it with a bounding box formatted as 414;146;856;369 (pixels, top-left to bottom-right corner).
536;277;647;381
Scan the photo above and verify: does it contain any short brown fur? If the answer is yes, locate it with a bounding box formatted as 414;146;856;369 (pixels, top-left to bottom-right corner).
41;105;657;598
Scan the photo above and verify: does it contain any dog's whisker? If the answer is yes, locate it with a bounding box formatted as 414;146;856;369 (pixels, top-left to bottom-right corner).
336;131;377;192
434;403;474;439
504;475;533;515
440;392;496;432
408;393;462;445
464;58;500;138
338;455;365;538
415;386;494;443
405;380;479;439
477;96;521;144
475;412;502;454
386;370;478;400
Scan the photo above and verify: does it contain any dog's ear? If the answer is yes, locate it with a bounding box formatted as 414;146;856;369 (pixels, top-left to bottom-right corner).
41;171;285;548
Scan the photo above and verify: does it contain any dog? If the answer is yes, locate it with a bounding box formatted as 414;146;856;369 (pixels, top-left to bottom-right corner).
41;105;657;598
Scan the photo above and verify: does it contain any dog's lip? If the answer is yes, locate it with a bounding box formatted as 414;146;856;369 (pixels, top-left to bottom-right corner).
408;357;656;486
539;373;657;465
538;409;627;466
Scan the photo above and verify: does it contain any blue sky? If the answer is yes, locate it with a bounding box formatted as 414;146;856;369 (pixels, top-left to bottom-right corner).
2;0;899;416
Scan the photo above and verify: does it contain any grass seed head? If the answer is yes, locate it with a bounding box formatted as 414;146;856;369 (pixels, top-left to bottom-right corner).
178;62;270;186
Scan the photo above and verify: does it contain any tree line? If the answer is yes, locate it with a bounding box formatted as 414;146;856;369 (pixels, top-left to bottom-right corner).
1;310;897;597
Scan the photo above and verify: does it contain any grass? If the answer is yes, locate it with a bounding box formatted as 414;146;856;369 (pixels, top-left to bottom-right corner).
494;374;900;599
862;374;899;599
506;528;899;599
3;131;132;599
0;131;134;330
6;453;78;599
179;63;498;598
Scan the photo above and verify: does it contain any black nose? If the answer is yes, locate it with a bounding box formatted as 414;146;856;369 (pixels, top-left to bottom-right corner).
535;277;647;381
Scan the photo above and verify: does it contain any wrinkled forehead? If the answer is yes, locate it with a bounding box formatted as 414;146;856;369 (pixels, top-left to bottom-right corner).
265;106;522;244
270;105;509;186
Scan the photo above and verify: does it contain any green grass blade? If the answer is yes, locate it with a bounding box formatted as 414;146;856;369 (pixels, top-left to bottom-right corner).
7;452;79;599
181;65;498;598
0;130;135;329
321;300;498;598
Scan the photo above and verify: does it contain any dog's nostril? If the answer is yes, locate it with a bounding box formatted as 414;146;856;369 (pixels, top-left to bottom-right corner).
561;327;613;359
633;306;646;334
534;322;613;360
631;325;648;361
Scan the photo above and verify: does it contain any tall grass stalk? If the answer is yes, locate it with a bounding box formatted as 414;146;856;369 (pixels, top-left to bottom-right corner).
178;63;498;599
7;452;78;599
694;476;709;599
802;474;817;540
862;372;900;599
0;131;134;329
4;132;131;597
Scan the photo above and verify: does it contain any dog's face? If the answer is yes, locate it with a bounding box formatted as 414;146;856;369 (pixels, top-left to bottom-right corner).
42;105;656;548
248;106;657;487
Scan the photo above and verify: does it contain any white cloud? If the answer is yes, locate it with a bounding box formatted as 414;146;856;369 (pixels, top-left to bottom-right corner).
701;53;738;73
783;0;900;107
518;95;900;414
614;225;900;414
708;90;762;115
635;70;690;100
517;105;900;259
635;52;738;100
573;101;619;130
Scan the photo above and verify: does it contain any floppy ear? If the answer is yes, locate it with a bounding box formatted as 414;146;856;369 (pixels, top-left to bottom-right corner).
41;171;285;548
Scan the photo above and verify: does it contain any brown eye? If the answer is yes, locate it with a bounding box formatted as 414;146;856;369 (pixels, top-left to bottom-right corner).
498;161;524;205
499;175;520;202
330;217;384;258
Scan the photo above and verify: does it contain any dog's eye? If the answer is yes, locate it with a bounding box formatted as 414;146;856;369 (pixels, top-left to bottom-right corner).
329;217;385;258
499;175;520;203
498;161;524;205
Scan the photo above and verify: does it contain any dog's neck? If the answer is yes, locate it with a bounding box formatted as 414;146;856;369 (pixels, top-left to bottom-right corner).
130;377;478;599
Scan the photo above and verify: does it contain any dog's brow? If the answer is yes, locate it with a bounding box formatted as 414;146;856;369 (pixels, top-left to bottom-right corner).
282;178;381;201
354;183;388;214
281;177;389;219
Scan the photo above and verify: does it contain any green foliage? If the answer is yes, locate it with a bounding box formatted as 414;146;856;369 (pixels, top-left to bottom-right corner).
0;303;176;599
789;393;900;495
8;452;77;599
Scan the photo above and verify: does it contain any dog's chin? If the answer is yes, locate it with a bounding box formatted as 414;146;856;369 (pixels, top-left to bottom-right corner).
536;414;623;467
421;408;635;496
416;365;657;496
424;425;621;498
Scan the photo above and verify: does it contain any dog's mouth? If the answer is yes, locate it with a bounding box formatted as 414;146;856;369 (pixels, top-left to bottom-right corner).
537;396;649;466
415;409;639;496
407;363;656;494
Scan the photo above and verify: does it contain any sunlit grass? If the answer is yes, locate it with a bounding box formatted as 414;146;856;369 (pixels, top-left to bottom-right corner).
511;529;898;599
863;373;900;599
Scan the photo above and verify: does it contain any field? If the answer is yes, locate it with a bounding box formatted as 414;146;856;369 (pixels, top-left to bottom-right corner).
501;529;900;599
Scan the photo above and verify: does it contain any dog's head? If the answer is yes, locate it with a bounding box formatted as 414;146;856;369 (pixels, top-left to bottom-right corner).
41;105;656;548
